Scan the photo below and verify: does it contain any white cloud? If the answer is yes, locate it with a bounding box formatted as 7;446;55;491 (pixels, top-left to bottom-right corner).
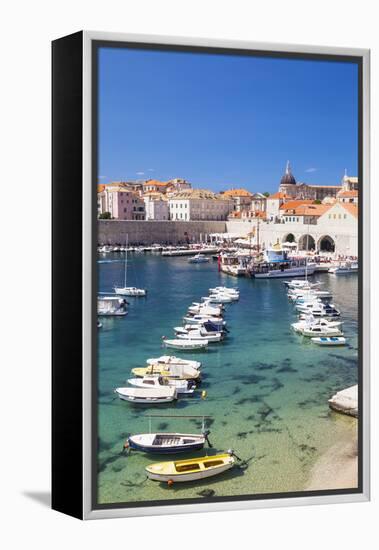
98;175;107;179
136;171;145;176
305;167;317;173
148;168;155;172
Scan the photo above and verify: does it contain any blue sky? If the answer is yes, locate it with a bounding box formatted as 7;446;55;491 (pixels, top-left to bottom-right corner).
98;47;358;193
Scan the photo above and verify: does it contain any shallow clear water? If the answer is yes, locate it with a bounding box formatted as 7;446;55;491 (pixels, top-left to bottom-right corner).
97;253;358;505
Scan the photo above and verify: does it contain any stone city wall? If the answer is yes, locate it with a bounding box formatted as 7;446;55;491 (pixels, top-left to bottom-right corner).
98;220;227;245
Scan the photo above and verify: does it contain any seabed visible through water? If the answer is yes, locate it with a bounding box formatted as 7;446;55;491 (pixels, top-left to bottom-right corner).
97;253;358;505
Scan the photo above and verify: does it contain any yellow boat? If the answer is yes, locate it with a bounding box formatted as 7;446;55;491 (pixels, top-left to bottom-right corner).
132;364;201;381
146;452;235;482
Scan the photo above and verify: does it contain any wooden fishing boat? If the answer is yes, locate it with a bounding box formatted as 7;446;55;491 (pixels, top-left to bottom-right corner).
146;451;235;482
126;432;207;454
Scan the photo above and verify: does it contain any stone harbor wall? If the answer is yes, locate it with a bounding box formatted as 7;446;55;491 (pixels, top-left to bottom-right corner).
98;220;227;245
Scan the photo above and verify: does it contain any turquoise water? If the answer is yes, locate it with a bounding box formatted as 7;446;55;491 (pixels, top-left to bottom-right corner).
97;253;358;505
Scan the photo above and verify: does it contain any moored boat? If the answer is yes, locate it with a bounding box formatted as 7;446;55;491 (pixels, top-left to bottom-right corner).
311;336;347;346
97;296;128;316
188;253;210;264
115;386;177;403
132;364;201;381
146;451;236;482
162;338;209;350
127;432;207;454
146;355;201;370
127;375;195;395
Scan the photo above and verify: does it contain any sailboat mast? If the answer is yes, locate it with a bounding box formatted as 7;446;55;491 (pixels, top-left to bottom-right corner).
124;235;128;287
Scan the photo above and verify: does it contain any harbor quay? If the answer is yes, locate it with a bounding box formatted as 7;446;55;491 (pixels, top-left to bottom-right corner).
98;218;357;257
98;219;227;245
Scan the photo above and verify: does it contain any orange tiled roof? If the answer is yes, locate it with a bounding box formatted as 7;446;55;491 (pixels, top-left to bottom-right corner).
340;203;358;218
98;184;106;193
228;211;242;218
337;190;358;198
279;199;314;210
253;211;267;219
291;204;332;217
223;188;253;197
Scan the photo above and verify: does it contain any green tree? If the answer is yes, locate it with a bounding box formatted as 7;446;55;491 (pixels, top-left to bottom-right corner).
313;200;322;204
99;211;112;219
263;192;270;197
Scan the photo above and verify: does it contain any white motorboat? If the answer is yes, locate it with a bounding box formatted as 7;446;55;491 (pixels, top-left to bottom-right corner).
204;294;235;303
127;375;195;395
97;296;128;316
291;317;342;333
115;386;177;403
146;355;201;370
177;330;223;342
284;280;321;289
97;320;102;328
209;286;239;295
183;315;225;326
188;304;223;316
188;253;210;264
311;336;347;346
328;262;358;274
162;338;209;350
288;289;332;300
114;235;147;296
296;302;341;317
299;325;343;338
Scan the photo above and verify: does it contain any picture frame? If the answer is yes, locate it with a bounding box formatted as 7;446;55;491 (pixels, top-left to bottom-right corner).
52;30;370;520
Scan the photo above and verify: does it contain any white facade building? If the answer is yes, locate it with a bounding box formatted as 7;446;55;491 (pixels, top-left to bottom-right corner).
169;189;233;221
143;193;169;220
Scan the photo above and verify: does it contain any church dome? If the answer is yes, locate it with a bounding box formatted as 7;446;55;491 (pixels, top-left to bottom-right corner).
280;161;296;186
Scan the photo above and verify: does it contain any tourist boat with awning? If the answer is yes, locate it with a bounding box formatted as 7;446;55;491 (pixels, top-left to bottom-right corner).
311;336;347;346
132;363;201;381
146;450;236;482
162;338;209;350
127;375;196;395
146;355;201;370
249;247;316;279
114;386;177;404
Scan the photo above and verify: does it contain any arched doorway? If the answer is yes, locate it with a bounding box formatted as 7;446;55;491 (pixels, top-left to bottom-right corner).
318;235;335;253
282;233;296;244
298;234;316;251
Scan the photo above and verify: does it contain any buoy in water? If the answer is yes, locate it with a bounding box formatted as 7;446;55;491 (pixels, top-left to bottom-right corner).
201;390;207;399
167;479;174;487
